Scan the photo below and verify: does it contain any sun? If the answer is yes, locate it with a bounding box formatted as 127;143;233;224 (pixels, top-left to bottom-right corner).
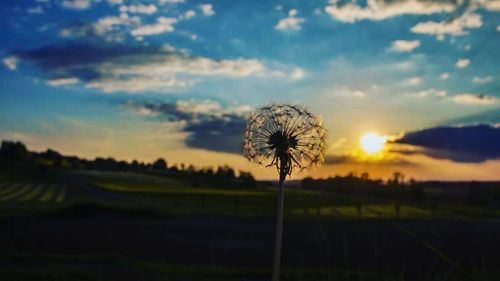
360;132;386;155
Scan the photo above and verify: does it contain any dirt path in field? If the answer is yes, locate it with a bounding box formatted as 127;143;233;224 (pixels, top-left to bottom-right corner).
2;215;500;278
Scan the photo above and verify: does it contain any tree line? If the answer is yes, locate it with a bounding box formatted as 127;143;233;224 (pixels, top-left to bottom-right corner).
0;140;256;187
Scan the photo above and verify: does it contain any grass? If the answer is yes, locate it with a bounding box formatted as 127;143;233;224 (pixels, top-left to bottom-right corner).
0;252;447;281
1;171;500;281
1;170;499;220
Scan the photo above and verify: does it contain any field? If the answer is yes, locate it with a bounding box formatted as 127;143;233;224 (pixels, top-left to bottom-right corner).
1;170;500;280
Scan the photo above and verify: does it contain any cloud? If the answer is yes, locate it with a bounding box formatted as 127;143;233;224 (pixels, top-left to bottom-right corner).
482;0;500;11
123;100;252;153
107;0;123;5
440;72;450;80
472;76;493;84
119;4;157;15
200;4;215;16
406;76;422;85
411;12;482;36
275;9;305;31
497;25;500;32
324;0;455;23
406;89;496;105
179;10;196;20
58;15;141;42
2;56;17;70
61;0;93;10
408;88;447;98
389;40;420;52
395;124;500;162
455;58;470;68
290;67;306;80
27;6;45;14
131;17;177;36
14;43;268;93
323;86;366;99
159;0;185;4
46;77;80;86
86;77;189;93
88;14;139;37
451;94;497;105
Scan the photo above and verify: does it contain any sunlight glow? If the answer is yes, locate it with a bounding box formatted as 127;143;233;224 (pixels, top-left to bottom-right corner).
360;132;386;155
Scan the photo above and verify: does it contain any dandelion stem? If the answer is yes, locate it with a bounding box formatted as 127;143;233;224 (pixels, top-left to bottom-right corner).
272;162;286;281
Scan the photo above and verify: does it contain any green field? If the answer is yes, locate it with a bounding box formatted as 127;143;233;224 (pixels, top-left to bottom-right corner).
2;170;497;221
0;183;66;204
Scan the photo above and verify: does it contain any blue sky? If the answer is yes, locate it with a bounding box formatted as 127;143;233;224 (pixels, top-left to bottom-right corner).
1;0;499;180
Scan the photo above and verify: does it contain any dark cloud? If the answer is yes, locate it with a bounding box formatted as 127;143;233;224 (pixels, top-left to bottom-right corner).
395;124;500;163
184;118;247;154
15;43;168;83
124;100;252;154
13;42;266;93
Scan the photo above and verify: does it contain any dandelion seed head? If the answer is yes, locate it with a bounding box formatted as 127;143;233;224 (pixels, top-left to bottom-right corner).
243;104;326;176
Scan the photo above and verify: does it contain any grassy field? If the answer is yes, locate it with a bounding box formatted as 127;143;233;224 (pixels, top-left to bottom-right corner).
2;170;499;220
1;170;500;280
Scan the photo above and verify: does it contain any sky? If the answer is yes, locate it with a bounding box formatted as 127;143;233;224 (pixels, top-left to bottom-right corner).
0;0;499;181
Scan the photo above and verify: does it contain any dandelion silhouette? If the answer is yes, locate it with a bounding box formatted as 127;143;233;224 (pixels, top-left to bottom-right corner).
244;104;325;281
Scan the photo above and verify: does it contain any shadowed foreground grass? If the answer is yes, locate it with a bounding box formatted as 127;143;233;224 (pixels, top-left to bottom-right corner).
2;252;496;281
1;170;500;281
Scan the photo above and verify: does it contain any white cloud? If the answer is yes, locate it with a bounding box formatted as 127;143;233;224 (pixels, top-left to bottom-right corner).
472;76;493;84
451;94;497;105
440;72;450;80
27;6;44;14
180;10;196;20
159;0;185;4
389;40;420;52
47;78;80;86
290;68;306;80
119;4;157;15
94;13;141;34
455;58;470;69
352;90;366;98
131;17;177;36
104;56;265;78
3;56;17;70
497;25;500;32
406;76;422;85
86;77;190;93
482;0;500;11
324;86;367;99
324;0;455;23
200;4;215;16
61;0;92;10
88;55;266;93
411;13;482;36
275;9;305;31
408;88;447;98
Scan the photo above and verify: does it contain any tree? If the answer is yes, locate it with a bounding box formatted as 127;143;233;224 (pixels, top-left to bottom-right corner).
152;158;167;171
0;140;29;160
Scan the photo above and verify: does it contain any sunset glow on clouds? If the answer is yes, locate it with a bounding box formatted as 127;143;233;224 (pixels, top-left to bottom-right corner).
0;0;499;180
